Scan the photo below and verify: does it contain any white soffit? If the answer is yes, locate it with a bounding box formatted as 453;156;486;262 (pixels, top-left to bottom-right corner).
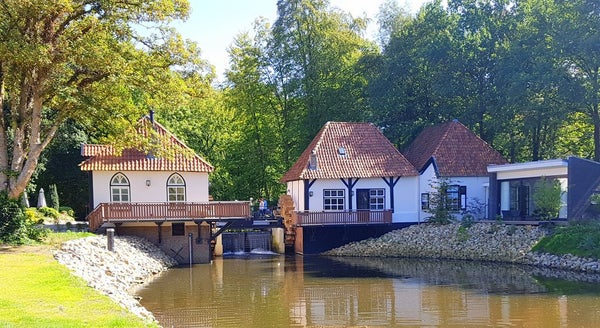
488;158;568;179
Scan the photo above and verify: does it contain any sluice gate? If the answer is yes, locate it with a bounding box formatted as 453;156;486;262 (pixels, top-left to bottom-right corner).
222;231;273;253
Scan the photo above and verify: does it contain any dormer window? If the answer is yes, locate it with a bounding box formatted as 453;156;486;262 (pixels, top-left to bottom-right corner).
308;150;318;170
338;147;346;156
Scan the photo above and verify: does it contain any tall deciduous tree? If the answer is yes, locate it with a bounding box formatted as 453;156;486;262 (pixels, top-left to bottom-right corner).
554;0;600;160
370;0;458;148
270;0;376;152
493;0;570;161
447;0;517;142
225;23;285;201
0;0;196;199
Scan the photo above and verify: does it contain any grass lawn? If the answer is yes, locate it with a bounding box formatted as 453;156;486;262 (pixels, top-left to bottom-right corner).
533;221;600;258
0;232;158;328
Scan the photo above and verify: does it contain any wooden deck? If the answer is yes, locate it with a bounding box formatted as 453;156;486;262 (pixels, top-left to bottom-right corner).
295;210;393;226
86;201;252;231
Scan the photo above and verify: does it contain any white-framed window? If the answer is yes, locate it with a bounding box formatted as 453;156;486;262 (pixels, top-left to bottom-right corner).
167;173;186;202
110;173;130;202
323;189;345;211
448;185;467;211
369;189;385;210
421;193;430;210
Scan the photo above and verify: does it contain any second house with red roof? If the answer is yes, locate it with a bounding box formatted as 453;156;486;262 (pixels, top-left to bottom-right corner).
280;120;508;253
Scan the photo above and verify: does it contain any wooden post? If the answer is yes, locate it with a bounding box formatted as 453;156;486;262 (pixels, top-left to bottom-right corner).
107;228;115;252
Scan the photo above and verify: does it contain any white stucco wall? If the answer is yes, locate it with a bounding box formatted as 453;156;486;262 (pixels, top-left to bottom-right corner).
393;176;420;223
286;176;420;223
418;163;491;220
286;180;304;212
90;171;210;208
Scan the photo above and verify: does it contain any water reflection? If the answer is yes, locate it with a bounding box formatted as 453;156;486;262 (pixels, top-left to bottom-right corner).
135;255;600;327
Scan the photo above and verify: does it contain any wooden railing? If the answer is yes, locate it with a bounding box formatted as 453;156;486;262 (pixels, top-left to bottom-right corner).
86;201;252;231
295;210;393;226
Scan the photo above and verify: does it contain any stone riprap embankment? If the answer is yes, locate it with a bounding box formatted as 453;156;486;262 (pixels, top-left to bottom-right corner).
53;235;178;323
323;223;600;273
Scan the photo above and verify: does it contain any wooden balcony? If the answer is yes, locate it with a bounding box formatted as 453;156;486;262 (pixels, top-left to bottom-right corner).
87;201;252;231
295;210;393;226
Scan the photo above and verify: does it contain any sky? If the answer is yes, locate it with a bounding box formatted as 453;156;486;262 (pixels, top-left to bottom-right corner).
171;0;431;81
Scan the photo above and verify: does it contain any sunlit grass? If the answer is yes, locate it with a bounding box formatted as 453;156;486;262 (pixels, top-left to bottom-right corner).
533;221;600;258
42;231;95;248
0;232;158;327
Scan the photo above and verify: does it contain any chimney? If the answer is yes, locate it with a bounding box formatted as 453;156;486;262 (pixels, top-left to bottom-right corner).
149;110;155;123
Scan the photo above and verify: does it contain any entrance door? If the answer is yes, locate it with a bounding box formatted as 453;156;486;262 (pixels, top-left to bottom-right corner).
356;189;370;222
518;185;530;217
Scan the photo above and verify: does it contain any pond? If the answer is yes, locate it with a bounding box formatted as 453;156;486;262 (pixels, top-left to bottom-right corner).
135;254;600;327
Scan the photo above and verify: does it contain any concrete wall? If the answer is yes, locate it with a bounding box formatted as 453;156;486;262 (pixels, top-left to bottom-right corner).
495;166;567;180
91;171;210;208
295;223;413;254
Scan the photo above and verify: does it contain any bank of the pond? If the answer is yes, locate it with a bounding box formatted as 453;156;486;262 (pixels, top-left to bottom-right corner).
323;222;600;273
53;235;178;323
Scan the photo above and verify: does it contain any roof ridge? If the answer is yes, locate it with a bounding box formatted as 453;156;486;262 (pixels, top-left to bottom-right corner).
145;117;195;154
281;121;418;182
433;121;453;157
80;114;214;172
312;121;331;153
450;120;497;151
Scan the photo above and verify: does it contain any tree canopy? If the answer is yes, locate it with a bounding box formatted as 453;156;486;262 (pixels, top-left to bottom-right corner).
9;0;600;209
0;0;204;199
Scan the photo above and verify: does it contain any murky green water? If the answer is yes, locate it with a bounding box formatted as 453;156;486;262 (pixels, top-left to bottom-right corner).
135;255;600;327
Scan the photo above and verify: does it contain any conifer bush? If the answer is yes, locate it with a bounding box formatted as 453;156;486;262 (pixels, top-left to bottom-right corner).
49;184;60;210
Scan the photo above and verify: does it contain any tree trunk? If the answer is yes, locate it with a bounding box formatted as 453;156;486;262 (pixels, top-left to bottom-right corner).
593;68;600;162
0;63;8;192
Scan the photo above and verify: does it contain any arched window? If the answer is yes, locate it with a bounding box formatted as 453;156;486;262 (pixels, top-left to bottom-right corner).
167;173;186;202
110;173;130;202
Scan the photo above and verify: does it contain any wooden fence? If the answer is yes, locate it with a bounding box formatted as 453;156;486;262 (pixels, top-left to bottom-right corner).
87;201;252;231
295;210;393;226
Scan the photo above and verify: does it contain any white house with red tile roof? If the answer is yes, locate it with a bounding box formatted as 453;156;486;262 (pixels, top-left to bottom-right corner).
281;121;420;224
403;120;509;220
81;113;251;264
80;115;214;208
280;122;422;253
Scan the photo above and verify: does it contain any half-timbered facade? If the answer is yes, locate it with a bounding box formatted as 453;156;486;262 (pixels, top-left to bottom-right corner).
280;122;419;253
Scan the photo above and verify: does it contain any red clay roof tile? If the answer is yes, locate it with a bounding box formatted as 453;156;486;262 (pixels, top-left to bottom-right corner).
80;116;213;172
403;120;508;177
281;122;418;182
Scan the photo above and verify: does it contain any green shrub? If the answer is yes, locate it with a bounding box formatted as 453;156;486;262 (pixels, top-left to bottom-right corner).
460;214;475;228
24;208;43;224
27;224;50;241
424;178;455;225
37;206;60;219
49;184;59;210
457;225;469;241
58;206;75;217
0;193;28;243
532;221;600;258
533;177;564;220
0;193;51;244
